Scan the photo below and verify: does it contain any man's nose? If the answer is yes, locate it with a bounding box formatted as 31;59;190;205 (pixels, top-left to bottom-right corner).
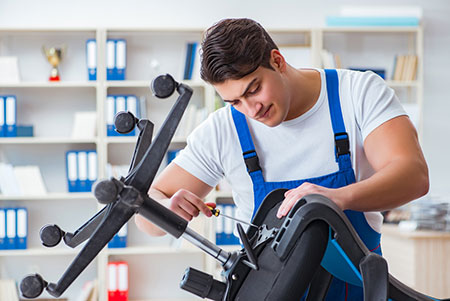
246;102;263;118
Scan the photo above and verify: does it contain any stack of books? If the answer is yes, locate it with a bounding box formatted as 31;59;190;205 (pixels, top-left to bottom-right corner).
402;201;450;232
392;55;418;81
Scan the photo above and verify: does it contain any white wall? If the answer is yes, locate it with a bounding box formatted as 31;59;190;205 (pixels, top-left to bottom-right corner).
1;0;450;196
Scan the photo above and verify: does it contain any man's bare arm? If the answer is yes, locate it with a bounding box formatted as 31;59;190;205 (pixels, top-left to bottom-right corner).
135;162;214;236
277;115;429;217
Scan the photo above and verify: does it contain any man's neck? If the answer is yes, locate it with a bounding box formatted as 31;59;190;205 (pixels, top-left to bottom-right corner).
285;67;321;121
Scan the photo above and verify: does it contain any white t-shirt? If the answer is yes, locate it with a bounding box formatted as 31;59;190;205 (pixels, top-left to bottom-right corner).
173;69;407;233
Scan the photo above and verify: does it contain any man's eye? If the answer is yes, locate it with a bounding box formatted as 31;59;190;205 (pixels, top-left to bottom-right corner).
248;85;260;95
231;100;240;106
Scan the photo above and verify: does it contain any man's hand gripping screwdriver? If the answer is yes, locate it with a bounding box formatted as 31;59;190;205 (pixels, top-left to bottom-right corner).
206;202;259;229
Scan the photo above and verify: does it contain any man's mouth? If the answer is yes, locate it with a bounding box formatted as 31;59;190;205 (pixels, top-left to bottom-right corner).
259;105;272;119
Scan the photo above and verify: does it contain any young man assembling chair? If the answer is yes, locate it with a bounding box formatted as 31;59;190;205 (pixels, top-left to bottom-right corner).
136;18;429;300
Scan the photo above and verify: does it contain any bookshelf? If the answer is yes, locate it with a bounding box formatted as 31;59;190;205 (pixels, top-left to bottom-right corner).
318;26;424;135
0;25;424;301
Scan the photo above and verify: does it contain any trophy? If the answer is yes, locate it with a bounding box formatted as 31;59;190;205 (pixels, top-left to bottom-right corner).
42;45;66;81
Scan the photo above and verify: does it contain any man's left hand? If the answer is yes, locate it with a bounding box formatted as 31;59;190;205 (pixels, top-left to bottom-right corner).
276;182;340;218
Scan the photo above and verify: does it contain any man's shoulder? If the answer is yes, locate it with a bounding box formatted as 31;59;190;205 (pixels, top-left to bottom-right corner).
337;68;384;85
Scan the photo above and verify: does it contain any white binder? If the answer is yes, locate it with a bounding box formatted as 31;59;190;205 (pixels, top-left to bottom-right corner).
86;39;97;80
67;151;78;192
115;40;127;80
106;40;116;80
0;208;5;249
0;96;4;137
5;96;16;137
77;151;88;192
6;208;16;249
106;96;115;136
87;151;97;187
126;95;137;117
16;207;27;249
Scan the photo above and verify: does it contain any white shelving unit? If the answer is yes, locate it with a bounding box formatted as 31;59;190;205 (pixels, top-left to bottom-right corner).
0;25;424;301
318;26;424;136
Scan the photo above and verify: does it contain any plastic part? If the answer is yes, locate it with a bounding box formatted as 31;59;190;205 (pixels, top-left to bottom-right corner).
20;274;47;299
180;267;226;301
151;74;177;98
40;224;64;248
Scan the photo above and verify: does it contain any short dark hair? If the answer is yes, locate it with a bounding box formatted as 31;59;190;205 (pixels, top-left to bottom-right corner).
200;18;278;84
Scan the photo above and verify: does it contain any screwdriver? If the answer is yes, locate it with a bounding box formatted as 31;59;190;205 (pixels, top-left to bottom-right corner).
206;203;259;229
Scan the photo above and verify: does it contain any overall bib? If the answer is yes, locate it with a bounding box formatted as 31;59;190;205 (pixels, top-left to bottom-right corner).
231;69;382;300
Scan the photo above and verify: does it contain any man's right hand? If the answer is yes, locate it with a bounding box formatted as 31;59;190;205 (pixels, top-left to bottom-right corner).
168;188;213;221
135;162;215;237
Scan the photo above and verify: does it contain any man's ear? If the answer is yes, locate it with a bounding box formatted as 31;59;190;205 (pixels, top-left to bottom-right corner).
270;49;286;72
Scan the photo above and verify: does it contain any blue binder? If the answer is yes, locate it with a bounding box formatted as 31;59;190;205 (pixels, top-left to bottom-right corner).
77;151;89;192
5;208;16;249
86;39;97;81
106;96;116;136
66;151;79;192
5;95;17;137
183;42;198;80
126;95;137;136
114;95;127;135
87;151;98;191
0;208;6;250
223;205;239;245
0;96;5;137
215;205;224;245
108;223;127;248
16;207;27;249
106;39;116;80
167;149;181;165
115;39;126;81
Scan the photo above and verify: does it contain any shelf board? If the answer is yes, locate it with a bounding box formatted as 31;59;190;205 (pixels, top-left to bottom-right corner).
106;136;186;144
0;247;78;257
0;81;98;88
105;80;206;89
0;192;94;201
106;245;203;256
106;136;139;144
0;137;98;144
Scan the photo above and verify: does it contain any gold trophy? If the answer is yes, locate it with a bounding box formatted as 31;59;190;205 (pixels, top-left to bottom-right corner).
42;45;66;81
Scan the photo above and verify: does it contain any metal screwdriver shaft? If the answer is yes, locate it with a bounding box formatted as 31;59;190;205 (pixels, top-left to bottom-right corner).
207;205;259;229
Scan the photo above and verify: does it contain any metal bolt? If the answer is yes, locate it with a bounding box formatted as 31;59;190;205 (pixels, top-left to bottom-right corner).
232;274;239;281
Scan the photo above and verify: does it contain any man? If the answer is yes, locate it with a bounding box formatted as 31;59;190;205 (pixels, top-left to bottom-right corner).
136;18;429;299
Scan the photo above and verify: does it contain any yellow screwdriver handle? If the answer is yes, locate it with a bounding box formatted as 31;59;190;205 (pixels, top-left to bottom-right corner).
206;205;220;217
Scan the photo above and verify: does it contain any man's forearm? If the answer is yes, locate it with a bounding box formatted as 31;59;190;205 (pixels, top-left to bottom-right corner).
135;188;171;236
337;157;429;212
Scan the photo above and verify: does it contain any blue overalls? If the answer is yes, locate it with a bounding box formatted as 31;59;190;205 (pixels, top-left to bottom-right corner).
231;69;382;300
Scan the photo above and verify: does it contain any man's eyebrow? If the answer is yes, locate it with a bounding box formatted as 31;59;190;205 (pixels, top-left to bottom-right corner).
223;78;258;102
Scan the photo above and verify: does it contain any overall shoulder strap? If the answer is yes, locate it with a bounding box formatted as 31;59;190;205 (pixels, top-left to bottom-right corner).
231;106;262;174
324;69;351;165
